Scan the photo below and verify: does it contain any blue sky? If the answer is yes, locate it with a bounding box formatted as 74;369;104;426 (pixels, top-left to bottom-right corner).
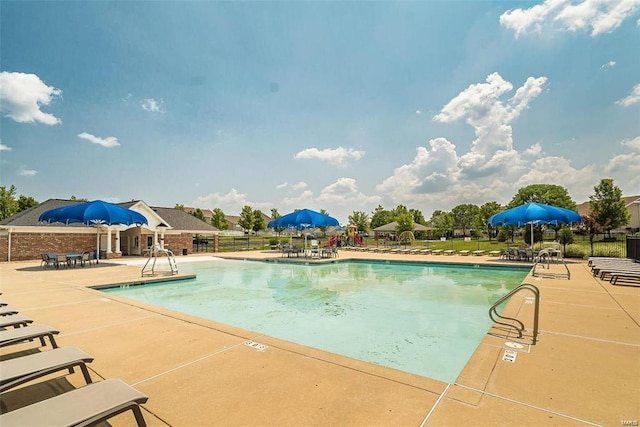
1;1;639;224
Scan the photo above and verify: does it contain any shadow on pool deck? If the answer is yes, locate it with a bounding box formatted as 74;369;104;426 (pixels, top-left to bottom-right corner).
0;251;638;426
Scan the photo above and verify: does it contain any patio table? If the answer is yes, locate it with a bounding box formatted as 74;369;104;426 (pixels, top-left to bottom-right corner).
66;252;82;268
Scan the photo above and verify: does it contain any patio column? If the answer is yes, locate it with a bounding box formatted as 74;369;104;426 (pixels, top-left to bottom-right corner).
115;230;121;254
106;228;113;254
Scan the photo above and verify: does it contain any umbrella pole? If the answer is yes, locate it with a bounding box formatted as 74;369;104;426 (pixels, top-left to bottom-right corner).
96;227;100;264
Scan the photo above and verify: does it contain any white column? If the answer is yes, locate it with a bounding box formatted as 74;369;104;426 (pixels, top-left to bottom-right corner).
106;227;113;254
115;230;121;254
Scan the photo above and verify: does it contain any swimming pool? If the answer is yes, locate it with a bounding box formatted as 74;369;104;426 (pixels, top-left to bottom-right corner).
102;259;529;383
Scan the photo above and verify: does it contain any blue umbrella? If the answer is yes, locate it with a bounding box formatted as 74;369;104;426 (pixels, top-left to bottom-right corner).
268;209;339;250
39;200;148;226
39;200;148;262
267;208;339;229
488;202;582;250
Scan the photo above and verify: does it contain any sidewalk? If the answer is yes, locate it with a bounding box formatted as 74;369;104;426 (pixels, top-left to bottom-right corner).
0;252;638;426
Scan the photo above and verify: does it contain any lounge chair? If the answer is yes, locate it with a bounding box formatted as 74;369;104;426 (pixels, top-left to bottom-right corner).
0;324;60;349
472;250;486;256
0;306;19;316
610;271;640;286
0;378;149;427
431;249;443;255
0;346;94;393
443;250;456;255
458;250;470;256
0;313;33;329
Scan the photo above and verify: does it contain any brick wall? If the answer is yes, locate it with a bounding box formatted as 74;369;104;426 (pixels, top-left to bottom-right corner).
1;232;116;262
1;232;220;262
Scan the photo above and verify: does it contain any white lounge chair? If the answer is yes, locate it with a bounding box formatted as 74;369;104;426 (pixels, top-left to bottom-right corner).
0;313;33;329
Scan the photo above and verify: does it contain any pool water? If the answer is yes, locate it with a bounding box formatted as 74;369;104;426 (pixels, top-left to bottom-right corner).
102;259;528;383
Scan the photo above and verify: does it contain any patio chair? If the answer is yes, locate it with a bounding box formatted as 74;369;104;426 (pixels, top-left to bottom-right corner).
80;251;93;267
0;313;33;329
0;346;94;393
40;253;56;269
55;253;69;269
0;378;149;427
0;324;60;349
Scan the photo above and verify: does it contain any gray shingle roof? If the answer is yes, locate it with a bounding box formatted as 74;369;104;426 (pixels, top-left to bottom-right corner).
0;199;218;233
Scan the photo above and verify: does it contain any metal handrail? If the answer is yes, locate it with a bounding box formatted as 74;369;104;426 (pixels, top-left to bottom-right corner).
489;283;539;344
532;249;571;279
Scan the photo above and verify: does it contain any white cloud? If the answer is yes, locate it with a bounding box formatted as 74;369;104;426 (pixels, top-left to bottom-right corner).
603;152;640;190
193;188;271;216
18;168;37;177
523;143;543;156
78;132;120;148
433;72;546;178
0;71;62;125
621;135;640;150
294;146;365;166
0;142;11;151
616;83;640;106
141;98;165;113
371;72;624;214
276;182;288;189
500;0;640;37
292;181;308;191
601;60;616;69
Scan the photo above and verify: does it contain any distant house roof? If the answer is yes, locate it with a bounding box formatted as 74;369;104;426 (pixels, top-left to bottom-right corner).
373;221;430;232
150;206;218;233
0;199;218;233
575;195;640;217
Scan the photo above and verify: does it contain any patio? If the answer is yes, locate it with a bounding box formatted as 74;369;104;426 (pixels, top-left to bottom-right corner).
0;251;638;426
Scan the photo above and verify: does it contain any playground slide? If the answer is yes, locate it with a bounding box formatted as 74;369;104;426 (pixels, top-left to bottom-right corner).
354;235;364;246
327;236;337;246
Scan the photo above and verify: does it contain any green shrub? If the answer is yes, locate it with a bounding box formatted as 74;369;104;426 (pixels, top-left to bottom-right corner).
497;229;508;242
563;244;588;259
558;227;575;245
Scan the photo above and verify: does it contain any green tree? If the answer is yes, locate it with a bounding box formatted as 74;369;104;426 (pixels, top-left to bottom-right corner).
319;208;330;237
175;204;185;210
589;178;630;237
370;205;394;229
252;209;266;233
17;195;38;211
409;208;426;225
348;211;370;234
270;208;280;220
451;204;480;237
0;185;18;220
430;210;453;238
509;184;576;209
211;208;228;230
70;195;88;201
190;208;205;221
480;201;502;240
238;205;255;233
395;211;415;234
582;215;604;256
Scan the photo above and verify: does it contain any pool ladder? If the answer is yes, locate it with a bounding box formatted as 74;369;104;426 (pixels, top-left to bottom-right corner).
489;283;539;345
141;246;178;277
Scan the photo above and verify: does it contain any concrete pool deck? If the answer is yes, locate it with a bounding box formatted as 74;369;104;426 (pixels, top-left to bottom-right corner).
0;250;638;426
